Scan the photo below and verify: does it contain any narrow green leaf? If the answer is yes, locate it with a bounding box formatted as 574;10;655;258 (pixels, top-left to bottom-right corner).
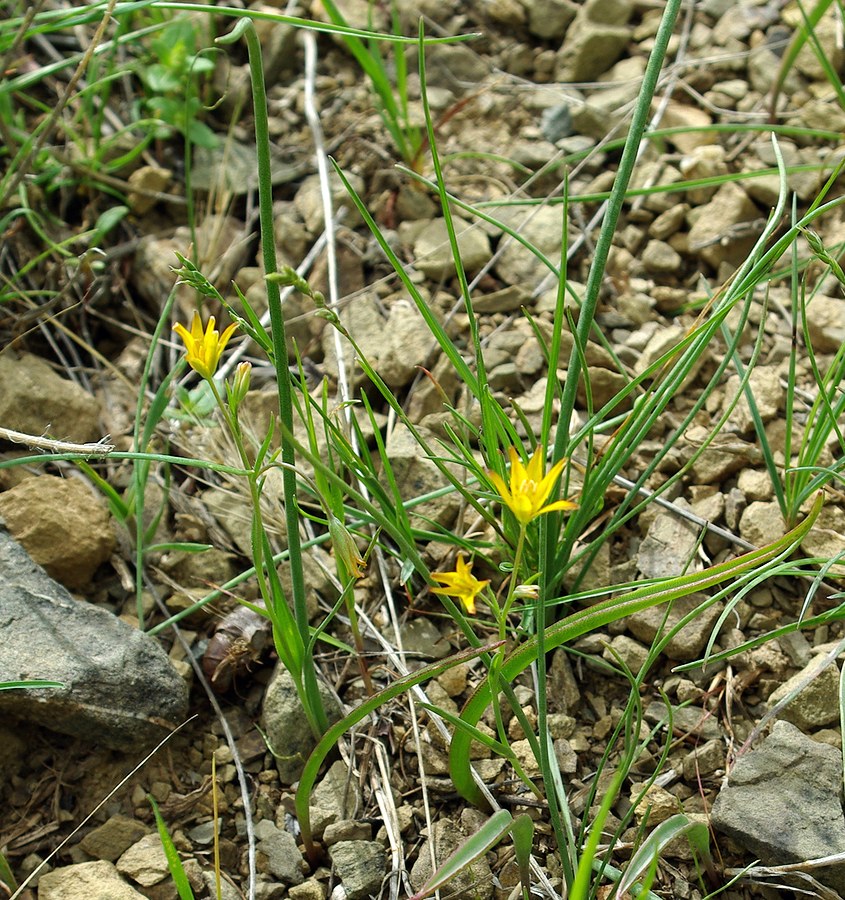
0;849;17;893
0;680;63;691
148;795;195;900
408;809;514;900
510;813;535;898
295;641;503;858
618;814;710;896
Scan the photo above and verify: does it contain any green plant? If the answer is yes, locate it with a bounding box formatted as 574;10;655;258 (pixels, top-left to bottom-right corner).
5;2;845;898
136;15;218;149
317;0;426;169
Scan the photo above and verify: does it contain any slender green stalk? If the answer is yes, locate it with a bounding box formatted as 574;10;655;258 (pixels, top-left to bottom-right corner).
229;19;327;736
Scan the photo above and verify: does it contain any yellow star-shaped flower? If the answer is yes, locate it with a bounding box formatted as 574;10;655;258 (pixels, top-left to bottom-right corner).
488;446;577;526
430;554;489;615
173;311;237;380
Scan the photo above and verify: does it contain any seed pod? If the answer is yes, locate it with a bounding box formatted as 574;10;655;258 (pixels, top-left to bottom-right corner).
202;603;272;692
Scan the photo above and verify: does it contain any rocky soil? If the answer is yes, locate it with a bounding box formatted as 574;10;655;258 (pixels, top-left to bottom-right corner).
3;0;845;898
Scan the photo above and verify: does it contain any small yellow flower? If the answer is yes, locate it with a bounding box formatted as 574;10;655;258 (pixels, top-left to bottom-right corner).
173;311;237;380
488;446;577;526
430;554;489;615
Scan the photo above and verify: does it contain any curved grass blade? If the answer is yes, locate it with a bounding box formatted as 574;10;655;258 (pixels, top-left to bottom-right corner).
295;640;503;859
449;493;824;806
408;809;515;900
618;814;711;897
149;795;195;900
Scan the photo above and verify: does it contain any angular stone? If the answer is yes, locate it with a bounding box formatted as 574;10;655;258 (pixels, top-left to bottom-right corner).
641;239;682;274
410;818;494;900
0;352;101;445
739;501;785;547
253;819;304;885
80;816;151;862
0;527;188;750
767;658;841;731
38;860;146;899
712;721;845;895
723;366;782;434
688;183;761;270
310;759;363;839
805;294;845;353
556;0;632;82
116;834;169;888
527;0;577;39
0;475;115;589
626;593;723;661
412;217;491;279
637;499;699;579
262;667;342;784
328;841;386;900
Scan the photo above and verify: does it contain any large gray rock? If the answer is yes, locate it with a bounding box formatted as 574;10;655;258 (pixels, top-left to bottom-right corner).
0;526;189;750
712;721;845;895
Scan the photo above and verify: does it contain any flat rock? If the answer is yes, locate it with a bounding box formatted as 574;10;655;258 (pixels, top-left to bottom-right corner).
409;818;494;900
636;499;699;579
723;366;782;434
0;526;189;750
0;475;115;589
687;183;761;270
310;759;364;840
711;721;845;895
555;0;632;82
739;501;785;547
384;424;463;528
0;352;101;444
38;860;146;899
80;815;151;862
253;819;305;885
641;239;682;274
526;0;577;39
805;294;845;353
116;833;170;887
626;593;723;661
493;205;568;289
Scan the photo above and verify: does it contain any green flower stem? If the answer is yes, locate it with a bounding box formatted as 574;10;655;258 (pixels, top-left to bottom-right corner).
235;20;328;737
206;377;327;733
500;525;527;627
